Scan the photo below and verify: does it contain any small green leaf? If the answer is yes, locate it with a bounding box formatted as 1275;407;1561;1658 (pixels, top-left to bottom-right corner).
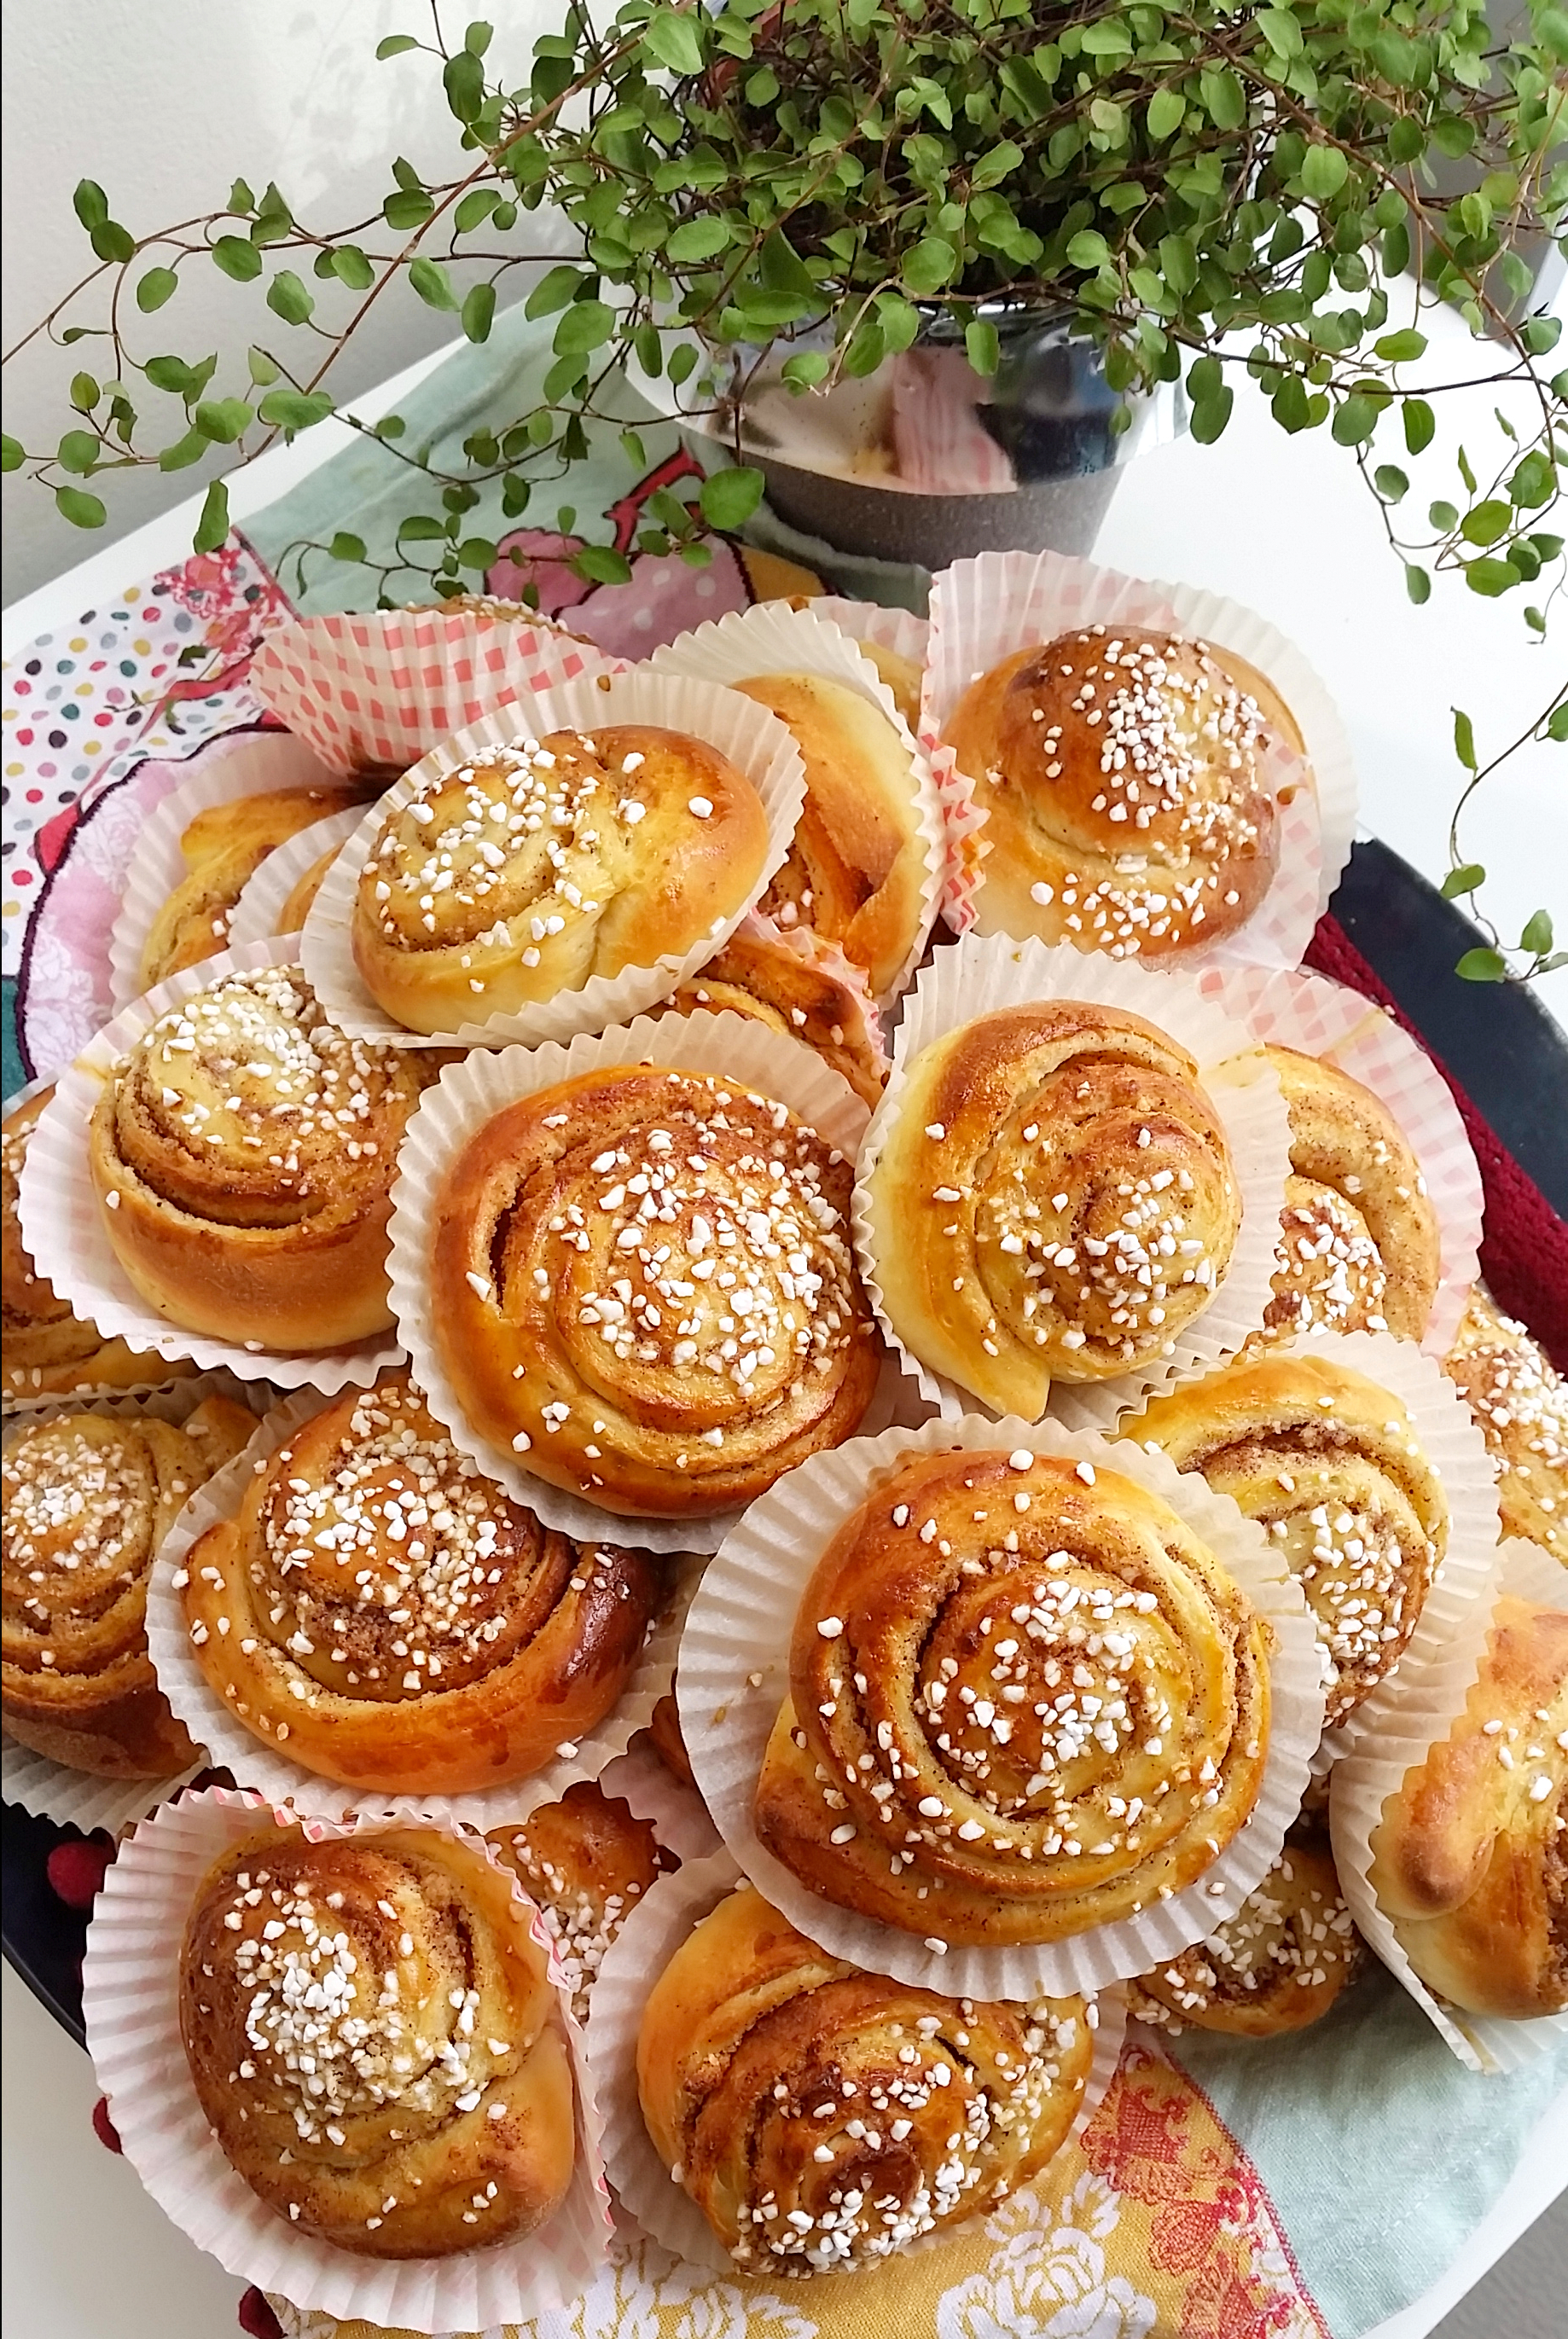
443;49;485;124
1441;863;1485;897
90;219;136;264
462;281;496;344
194;398;253;444
1373;328;1426;363
1373;464;1409;503
256;387;334;431
1332;395;1378;446
1463;557;1519;597
266;270;315;325
1521;315;1562;357
56;429;100;474
55;484;107;528
619;428;648;472
573;543;635;585
553;299;613;355
212;235;264;282
192;478;229;555
525;264;586;319
383;189;435;230
456;536;499;571
966;319;1001;377
409;257;459;311
1402;398;1435;456
1452;709;1478;772
972;141;1023;190
330;245;376;292
1404;562;1432;604
1190;387;1234;444
1;435;23;473
1455;948;1507;983
782;351;831;390
454;188;500;235
1257;8;1304;56
397;514;447;542
1429;500;1459;531
666;216;730;264
1461;500;1513;548
1067;230;1111;270
1300;144;1349;201
699;466;765;531
902;236;957;295
228;177;257;215
247;347;281;386
158;428;208;472
136;266;178;313
642;11;706;77
73;179;110;231
464;20;492;55
1521;909;1554;955
328;531;366;563
69;373;100;411
376;33;419;57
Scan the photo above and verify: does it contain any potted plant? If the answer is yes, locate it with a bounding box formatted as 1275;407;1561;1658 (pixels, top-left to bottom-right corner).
3;0;1564;972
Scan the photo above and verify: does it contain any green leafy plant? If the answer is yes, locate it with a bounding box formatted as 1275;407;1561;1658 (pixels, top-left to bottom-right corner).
4;0;1565;974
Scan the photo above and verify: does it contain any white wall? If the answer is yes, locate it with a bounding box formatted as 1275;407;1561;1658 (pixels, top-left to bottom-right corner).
1;0;565;601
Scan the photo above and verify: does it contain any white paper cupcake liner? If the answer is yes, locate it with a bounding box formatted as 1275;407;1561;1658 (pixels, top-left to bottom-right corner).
1330;1541;1566;2074
248;607;622;776
923;549;1355;955
648;600;944;1002
228;807;367;950
851;932;1292;1423
1191;965;1483;1358
143;1384;688;1829
388;1006;920;1554
1110;1328;1502;1776
16;939;414;1393
678;1411;1323;2000
301;670;809;1050
2;1373;276;1830
586;1849;1127;2277
597;1740;723;1865
107;728;351;1011
805;596;932;676
83;1785;613;2331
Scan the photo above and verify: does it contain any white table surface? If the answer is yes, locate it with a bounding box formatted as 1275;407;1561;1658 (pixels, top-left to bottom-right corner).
3;307;1565;2338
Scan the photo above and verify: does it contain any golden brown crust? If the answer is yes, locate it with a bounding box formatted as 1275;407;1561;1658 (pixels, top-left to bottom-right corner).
1130;1836;1363;2035
351;724;769;1036
781;602;925;733
1253;1045;1441;1348
88;963;431;1352
3;1088;194;1406
1444;1294;1567;1567
178;1373;667;1796
488;1780;670;2019
669;926;886;1110
636;1882;1095;2272
947;628;1305;959
2;1396;251;1775
754;1448;1269;1948
430;1065;881;1518
1135;1351;1448;1728
1365;1595;1568;2018
867;1001;1240;1410
646;1693;698;1791
735;673;927;996
140;780;380;989
178;1824;577;2257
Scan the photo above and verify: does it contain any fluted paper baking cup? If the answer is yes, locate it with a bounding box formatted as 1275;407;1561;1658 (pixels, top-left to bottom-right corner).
806;596;932;682
923;549;1353;954
1112;1327;1502;1777
1;1373;273;1828
1330;1540;1565;2073
679;1412;1323;2000
229;807;368;950
852;932;1291;1423
17;939;412;1392
107;729;351;1011
649;601;944;1002
83;1785;613;2331
597;1739;722;1864
301;670;809;1049
144;1386;688;1829
1192;964;1482;1358
249;606;622;776
388;1007;922;1554
587;1849;1127;2278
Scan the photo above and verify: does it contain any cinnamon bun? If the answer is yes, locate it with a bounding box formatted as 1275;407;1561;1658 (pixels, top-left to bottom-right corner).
490;1780;671;2019
668;925;885;1109
1445;1293;1566;1567
140;779;379;989
1130;1835;1362;2034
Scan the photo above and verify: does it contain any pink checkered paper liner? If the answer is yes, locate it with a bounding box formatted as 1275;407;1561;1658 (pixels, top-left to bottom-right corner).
248;607;624;777
107;728;346;1011
922;550;1356;959
83;1785;613;2332
1331;1539;1567;2075
586;1849;1127;2277
17;938;411;1393
1193;964;1483;1357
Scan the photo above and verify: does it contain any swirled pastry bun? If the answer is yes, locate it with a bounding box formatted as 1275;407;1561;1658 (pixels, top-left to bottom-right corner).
1135;1351;1447;1727
1130;1835;1362;2035
178;1372;667;1796
754;1446;1270;1948
490;1780;670;2019
3;1396;252;1774
1364;1593;1567;2018
351;725;769;1035
1256;1045;1440;1347
4;1088;189;1405
670;926;885;1109
735;673;928;995
1445;1293;1567;1567
947;626;1305;958
868;1000;1241;1409
178;1824;578;2256
637;1881;1096;2272
140;780;379;989
431;1065;880;1516
88;963;431;1351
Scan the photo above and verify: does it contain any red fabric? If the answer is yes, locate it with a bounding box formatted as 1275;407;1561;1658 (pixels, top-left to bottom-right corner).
91;2097;122;2155
1305;913;1568;1371
44;1837;114;1912
238;2290;286;2339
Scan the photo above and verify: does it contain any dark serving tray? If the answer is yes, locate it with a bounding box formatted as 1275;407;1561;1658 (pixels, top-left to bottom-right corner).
6;836;1565;2050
